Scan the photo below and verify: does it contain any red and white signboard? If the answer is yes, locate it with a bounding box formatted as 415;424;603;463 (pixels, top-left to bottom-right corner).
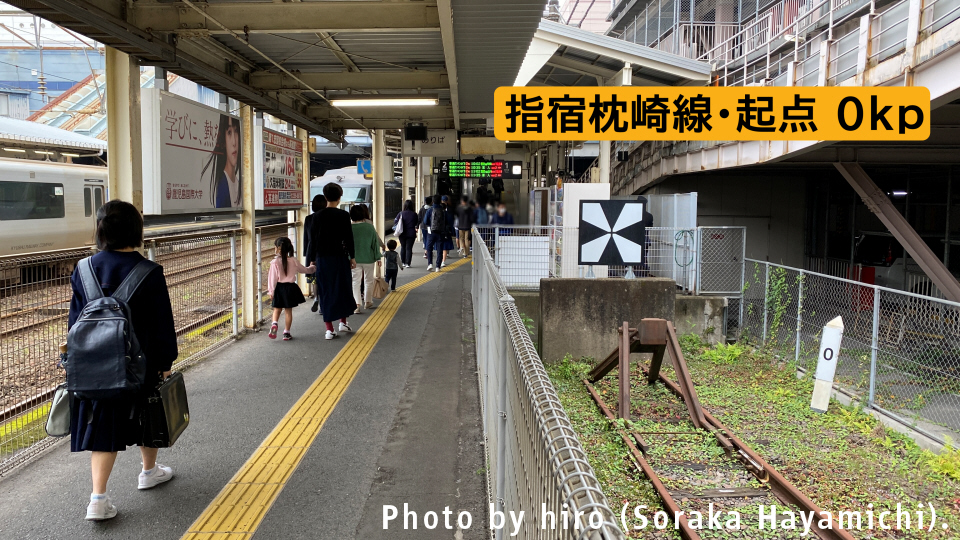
257;127;304;210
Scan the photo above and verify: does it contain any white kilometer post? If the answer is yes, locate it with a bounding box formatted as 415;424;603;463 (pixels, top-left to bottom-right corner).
811;316;844;413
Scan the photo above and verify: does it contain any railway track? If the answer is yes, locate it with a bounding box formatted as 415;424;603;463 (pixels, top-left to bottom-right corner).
0;241;277;339
585;320;856;540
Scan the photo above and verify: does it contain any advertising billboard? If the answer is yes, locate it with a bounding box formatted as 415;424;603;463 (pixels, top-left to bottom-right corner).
142;89;244;214
256;127;304;210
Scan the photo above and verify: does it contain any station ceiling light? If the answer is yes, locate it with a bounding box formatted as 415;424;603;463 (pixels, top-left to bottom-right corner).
330;95;439;107
61;152;80;157
33;150;55;155
3;147;26;153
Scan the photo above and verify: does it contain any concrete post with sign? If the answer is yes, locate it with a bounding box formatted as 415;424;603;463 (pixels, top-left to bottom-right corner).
240;105;257;329
811;316;844;413
297;127;310;293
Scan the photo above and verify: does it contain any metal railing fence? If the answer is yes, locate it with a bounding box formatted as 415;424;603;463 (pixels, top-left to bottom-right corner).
472;228;622;540
0;223;303;475
475;225;745;297
742;258;960;445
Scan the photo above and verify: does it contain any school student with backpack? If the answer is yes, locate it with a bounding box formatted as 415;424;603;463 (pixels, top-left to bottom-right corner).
424;195;446;271
66;200;178;521
418;196;432;260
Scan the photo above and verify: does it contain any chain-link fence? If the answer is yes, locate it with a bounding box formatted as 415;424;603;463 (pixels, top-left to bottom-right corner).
0;223;308;475
742;259;960;445
475;225;745;297
472;228;622;540
149;232;239;367
0;247;93;473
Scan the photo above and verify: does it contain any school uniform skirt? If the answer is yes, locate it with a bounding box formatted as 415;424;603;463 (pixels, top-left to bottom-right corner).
438;235;455;251
70;371;162;452
316;255;356;322
272;282;306;309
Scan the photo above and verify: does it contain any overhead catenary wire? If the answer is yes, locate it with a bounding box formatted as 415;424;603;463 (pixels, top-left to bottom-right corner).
178;0;369;137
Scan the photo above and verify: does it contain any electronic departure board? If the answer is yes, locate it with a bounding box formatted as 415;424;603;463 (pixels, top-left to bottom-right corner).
437;160;522;179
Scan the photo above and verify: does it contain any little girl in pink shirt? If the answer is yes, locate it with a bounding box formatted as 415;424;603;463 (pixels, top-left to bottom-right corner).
267;237;316;340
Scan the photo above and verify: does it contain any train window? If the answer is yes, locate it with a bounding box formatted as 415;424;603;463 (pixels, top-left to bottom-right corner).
93;187;103;213
84;187;92;217
0;181;66;220
342;187;367;203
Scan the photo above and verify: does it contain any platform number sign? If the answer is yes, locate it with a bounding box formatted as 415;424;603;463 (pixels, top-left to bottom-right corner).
578;200;646;266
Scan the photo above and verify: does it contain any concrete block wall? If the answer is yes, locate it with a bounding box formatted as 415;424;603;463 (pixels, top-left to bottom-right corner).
538;278;676;363
674;295;727;345
513;286;731;358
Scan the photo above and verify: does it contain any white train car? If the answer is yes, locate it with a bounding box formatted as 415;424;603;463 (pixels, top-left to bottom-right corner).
0;157;108;257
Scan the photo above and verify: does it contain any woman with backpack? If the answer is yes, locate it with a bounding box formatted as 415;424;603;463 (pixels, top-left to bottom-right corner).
67;200;178;521
393;199;419;268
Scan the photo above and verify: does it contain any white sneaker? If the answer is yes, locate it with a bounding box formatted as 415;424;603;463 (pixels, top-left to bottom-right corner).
138;464;174;490
435;267;442;273
427;264;434;270
325;330;337;340
339;322;353;333
85;495;117;521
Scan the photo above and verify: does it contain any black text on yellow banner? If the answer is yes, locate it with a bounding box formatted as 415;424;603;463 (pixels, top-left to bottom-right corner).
493;86;929;142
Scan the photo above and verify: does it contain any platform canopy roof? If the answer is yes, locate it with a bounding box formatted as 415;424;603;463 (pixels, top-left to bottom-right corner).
0;116;108;151
515;20;711;88
7;0;549;141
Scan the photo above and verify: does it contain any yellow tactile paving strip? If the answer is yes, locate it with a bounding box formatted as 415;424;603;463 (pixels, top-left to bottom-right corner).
181;257;470;540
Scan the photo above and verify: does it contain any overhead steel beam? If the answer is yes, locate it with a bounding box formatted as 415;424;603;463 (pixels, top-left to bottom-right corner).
316;32;361;73
17;0;344;142
307;104;455;129
249;71;450;91
134;2;441;33
546;55;616;80
436;0;461;130
835;162;960;302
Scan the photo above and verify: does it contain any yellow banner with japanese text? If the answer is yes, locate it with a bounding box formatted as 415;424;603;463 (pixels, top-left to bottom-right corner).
492;86;930;141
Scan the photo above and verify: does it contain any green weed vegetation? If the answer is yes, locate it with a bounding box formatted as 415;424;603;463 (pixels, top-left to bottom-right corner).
546;336;960;539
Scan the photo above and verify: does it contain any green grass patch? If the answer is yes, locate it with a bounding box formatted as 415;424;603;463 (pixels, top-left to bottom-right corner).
546;337;960;539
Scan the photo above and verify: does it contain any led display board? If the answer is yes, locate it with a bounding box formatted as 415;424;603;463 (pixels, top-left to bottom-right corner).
437;160;522;179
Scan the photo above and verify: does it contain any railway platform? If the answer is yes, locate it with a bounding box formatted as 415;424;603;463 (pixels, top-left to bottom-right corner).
0;256;487;540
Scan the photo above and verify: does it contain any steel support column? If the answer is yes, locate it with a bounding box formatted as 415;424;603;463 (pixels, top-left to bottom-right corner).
241;105;257;328
836;162;960;302
106;47;143;210
372;130;387;240
402;156;415;204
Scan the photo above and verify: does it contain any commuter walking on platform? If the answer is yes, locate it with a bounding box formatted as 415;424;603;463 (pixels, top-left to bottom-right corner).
67;200;178;521
438;196;457;268
394;199;419;268
490;201;514;226
307;183;357;340
351;205;384;313
383;239;401;291
303;194;325;313
418;196;432;259
267;237;316;341
456;195;475;256
425;195;444;271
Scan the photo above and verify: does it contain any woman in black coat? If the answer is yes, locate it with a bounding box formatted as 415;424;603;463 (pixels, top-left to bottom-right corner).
67;200;178;521
393;199;420;268
306;183;357;339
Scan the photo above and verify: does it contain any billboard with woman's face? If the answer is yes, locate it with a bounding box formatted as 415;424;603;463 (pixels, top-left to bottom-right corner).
141;89;244;214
